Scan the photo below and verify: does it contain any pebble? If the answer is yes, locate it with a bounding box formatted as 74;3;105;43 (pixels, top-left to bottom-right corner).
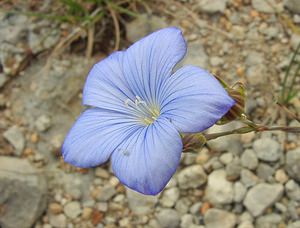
285;180;300;201
220;152;233;165
96;202;108;212
175;197;192;214
285;0;300;14
49;214;67;228
256;163;275;181
238;221;254;228
210;56;224;67
190;202;202;215
241;149;258;170
285;147;300;182
126;188;158;215
253;138;281;162
252;0;282;13
255;213;282;227
3;125;25;155
275;169;289;184
226;159;242;181
194;0;227;13
180;214;194;228
234;182;247;203
35;114;52;132
160;187;180;207
49;203;63;214
182;43;209;68
95;167;110;179
96;185;116;201
240;169;260;188
177;165;207;189
81;207;93;220
156;209;180;228
64;201;82;219
204;208;237;228
291;34;300;51
243;183;284;217
205;169;234;205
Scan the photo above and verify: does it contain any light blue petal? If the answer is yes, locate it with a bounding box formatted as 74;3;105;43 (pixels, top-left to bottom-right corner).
122;27;187;104
83;51;136;115
159;66;235;133
62;108;141;168
111;117;182;195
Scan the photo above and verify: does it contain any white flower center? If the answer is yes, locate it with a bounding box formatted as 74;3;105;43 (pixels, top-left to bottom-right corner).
125;95;160;125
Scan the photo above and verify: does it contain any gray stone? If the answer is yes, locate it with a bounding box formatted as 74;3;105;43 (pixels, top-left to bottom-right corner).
204;208;236;228
126;14;167;42
256;163;275;181
96;184;116;201
252;0;283;13
95;167;110;179
285;180;300;201
245;52;264;66
177;165;207;189
181;43;209;68
220;152;233;165
63;201;81;219
241;149;258;170
49;214;67;228
243;183;284;217
288;221;300;228
180;214;194;228
206;123;243;155
0;157;47;228
234;182;247;203
238;221;254;228
246;65;267;86
194;0;227;13
35;114;52;132
3;125;25;155
210;56;224;67
160;187;180;207
253;138;281;162
156;209;180;228
226;159;242;181
285;147;300;182
255;213;282;228
126;188;158;215
285;0;300;14
190;202;202;215
240;169;260;188
175;197;192;215
205;169;234;205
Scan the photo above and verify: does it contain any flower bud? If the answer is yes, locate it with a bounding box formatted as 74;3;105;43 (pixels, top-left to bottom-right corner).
182;133;207;153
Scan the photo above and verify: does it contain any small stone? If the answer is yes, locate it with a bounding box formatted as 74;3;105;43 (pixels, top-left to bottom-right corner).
205;169;234;205
291;34;300;51
49;214;67;228
180;214;194;228
246;65;267;86
182;43;209;68
275;169;289;184
96;185;116;201
156;209;180;228
49;203;63;214
126;14;167;42
30;133;39;143
220;152;233;165
238;221;254;228
82;207;93;220
253;138;281;162
204;208;237;228
175;198;192;215
3;125;25;155
285;0;300;14
256;163;275;181
35;115;52;132
210;56;224;67
240;169;260;188
255;213;282;227
288;221;300;228
160;187;180;207
226;159;242;181
177;165;207;189
285;180;300;201
243;183;284;217
252;0;283;13
234;182;247;203
126;188;158;215
64;201;81;219
95;167;110;179
241;149;258;170
285;147;300;182
190;202;202;215
97;202;108;212
194;0;228;13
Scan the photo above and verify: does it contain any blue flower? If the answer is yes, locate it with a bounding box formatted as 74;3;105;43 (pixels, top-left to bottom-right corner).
62;27;234;195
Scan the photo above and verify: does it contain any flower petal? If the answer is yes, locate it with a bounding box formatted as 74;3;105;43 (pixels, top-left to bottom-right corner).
160;66;235;133
62;108;141;168
83;51;136;115
122;27;187;104
111;117;182;195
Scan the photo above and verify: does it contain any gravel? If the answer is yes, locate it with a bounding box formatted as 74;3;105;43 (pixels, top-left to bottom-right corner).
285;147;300;182
177;165;207;189
204;208;237;228
3;125;25;156
156;209;180;228
253;138;281;162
